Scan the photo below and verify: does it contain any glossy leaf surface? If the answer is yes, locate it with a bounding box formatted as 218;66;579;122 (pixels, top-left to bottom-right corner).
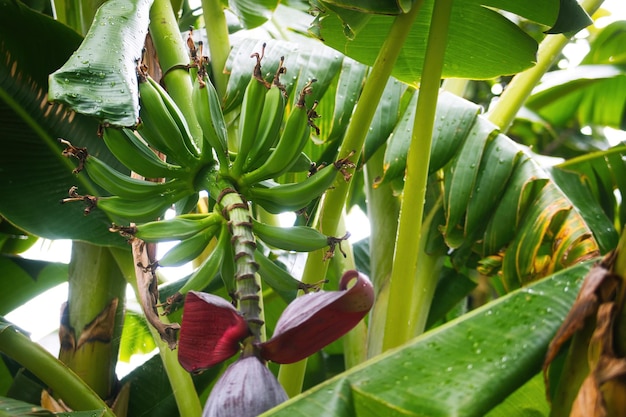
0;0;127;246
312;0;590;84
263;261;593;416
48;0;153;126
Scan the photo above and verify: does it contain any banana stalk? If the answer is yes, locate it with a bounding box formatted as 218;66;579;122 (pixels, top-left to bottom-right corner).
60;242;126;402
209;177;264;344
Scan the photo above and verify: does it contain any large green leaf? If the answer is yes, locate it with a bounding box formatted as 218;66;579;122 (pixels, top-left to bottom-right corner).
0;256;67;316
228;0;280;29
525;65;626;129
311;0;591;84
526;21;626;130
0;0;127;246
374;88;612;287
263;260;593;416
48;0;153;126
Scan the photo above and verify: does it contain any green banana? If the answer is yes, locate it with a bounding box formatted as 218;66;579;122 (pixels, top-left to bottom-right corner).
254;249;323;303
241;80;316;185
158;224;220;267
244;58;287;172
131;212;223;242
251;218;331;252
231;44;270;177
137;74;200;165
96;188;189;223
192;70;229;166
244;162;341;214
177;223;230;295
102;127;184;179
83;154;186;200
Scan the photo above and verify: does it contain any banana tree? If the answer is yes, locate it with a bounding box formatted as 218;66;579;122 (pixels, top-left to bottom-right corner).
1;0;625;416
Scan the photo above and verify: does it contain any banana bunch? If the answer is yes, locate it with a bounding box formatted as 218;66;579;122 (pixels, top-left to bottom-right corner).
60;138;196;223
240;79;318;185
137;71;202;167
190;42;229;169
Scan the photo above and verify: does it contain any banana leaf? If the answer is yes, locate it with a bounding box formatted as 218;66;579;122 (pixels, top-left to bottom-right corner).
48;0;153;127
526;21;626;130
262;260;593;416
311;0;591;84
0;0;127;246
0;256;67;316
0;396;105;416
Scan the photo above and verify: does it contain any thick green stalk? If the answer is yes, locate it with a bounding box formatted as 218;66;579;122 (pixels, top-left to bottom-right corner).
332;213;368;368
0;324;115;416
60;242;126;400
363;143;399;358
215;184;265;343
110;247;202;417
382;0;453;352
200;0;230;98
487;0;604;132
277;1;424;397
149;0;203;147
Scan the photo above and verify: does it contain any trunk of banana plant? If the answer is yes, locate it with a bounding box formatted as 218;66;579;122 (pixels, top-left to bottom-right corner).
58;242;126;402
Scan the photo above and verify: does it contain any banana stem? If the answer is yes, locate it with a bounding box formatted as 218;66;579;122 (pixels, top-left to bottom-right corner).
148;0;203;147
486;0;604;132
363;143;399;358
382;0;453;352
277;0;424;397
110;247;203;417
0;324;115;416
60;242;126;400
200;0;230;98
334;213;369;368
211;178;264;343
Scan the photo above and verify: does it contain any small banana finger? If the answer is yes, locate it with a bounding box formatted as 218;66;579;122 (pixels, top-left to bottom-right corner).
96;189;190;223
251;218;331;252
102;127;185;179
244;160;348;214
84;154;186;199
121;212;223;242
231;44;270;177
158;224;220;267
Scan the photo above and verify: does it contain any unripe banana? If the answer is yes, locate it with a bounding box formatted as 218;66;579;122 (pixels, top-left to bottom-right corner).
158;224;220;267
254;249;321;303
96;188;189;223
146;75;202;159
231;44;270;177
244;58;287;172
132;212;223;242
83;154;185;199
245;162;341;214
251;218;330;252
137;74;200;165
177;223;229;295
192;71;229;166
241;80;316;185
102;127;185;180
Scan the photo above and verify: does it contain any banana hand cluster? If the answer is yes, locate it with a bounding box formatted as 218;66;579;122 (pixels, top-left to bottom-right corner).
59;38;364;364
